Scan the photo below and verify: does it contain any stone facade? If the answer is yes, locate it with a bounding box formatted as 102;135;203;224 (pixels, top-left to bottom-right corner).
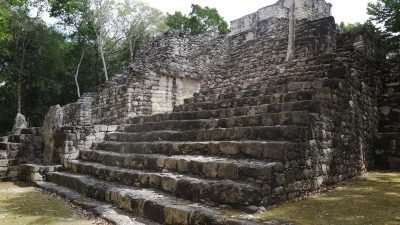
375;59;400;168
0;128;42;181
230;0;332;35
62;92;95;126
52;125;117;165
8;0;400;223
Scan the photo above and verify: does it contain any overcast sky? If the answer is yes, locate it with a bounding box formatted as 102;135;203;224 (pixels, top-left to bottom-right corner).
143;0;374;26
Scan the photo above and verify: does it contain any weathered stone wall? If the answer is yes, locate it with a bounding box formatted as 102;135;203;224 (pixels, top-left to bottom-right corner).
169;18;385;202
151;75;201;115
53;125;117;165
200;17;290;94
254;49;381;201
0;128;43;181
315;49;381;185
62;92;96;126
230;0;332;35
260;30;383;195
375;59;400;168
73;8;336;125
294;16;337;58
7;0;400;216
41;105;63;164
127;30;229;80
91;80;151;125
200;16;337;94
91;30;226;124
338;27;387;60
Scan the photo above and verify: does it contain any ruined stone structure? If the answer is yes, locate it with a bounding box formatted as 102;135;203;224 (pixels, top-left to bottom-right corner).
1;0;400;224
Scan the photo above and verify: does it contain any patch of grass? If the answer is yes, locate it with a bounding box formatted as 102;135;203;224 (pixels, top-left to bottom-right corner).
242;172;400;224
0;182;94;225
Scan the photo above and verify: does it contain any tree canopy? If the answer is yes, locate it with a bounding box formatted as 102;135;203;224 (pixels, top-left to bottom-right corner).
367;0;400;57
166;4;229;35
339;22;363;32
0;0;168;135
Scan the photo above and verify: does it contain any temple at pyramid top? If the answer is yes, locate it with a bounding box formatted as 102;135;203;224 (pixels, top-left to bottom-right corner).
230;0;332;35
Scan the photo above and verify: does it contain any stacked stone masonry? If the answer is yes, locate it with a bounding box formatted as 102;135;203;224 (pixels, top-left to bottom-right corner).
0;128;43;181
9;0;400;224
62;92;96;126
230;0;332;35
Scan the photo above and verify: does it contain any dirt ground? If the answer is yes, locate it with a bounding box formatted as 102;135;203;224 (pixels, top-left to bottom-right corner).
0;182;110;225
226;171;400;225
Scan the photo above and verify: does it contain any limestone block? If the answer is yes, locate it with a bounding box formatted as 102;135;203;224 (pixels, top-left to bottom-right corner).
95;132;105;142
12;113;28;134
219;142;239;156
41;105;63;164
7;170;18;178
0;150;7;159
202;163;217;178
161;176;178;192
217;163;237;180
107;125;118;132
164;158;177;170
239;142;262;157
164;205;191;225
0;159;9;167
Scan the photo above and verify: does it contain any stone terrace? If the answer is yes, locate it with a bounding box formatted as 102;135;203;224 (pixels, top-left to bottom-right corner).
1;0;399;224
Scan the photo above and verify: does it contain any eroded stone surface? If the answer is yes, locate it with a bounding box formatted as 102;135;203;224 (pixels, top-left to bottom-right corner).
41;105;63;164
12;113;28;134
3;0;400;224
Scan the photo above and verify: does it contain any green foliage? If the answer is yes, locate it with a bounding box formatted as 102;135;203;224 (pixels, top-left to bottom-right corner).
0;3;87;134
367;0;400;57
339;22;363;32
339;20;396;57
0;10;68;128
0;0;168;134
0;0;27;55
114;0;167;63
166;4;229;35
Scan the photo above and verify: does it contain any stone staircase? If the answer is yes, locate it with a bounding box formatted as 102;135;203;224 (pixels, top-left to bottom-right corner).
6;2;395;223
39;74;329;225
34;49;353;224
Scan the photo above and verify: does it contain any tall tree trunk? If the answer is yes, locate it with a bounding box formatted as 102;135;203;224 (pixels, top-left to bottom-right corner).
17;82;21;114
95;45;100;86
75;46;85;98
98;35;108;81
128;38;133;62
17;41;26;114
286;0;296;62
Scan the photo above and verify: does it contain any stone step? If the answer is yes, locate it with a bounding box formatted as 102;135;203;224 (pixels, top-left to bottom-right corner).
175;94;325;112
0;136;8;142
80;150;283;184
47;172;259;225
123;111;311;133
106;125;311;143
0;142;22;151
36;181;152;225
96;140;302;161
189;86;332;105
129;100;320;125
197;77;339;98
63;160;264;207
18;163;63;182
